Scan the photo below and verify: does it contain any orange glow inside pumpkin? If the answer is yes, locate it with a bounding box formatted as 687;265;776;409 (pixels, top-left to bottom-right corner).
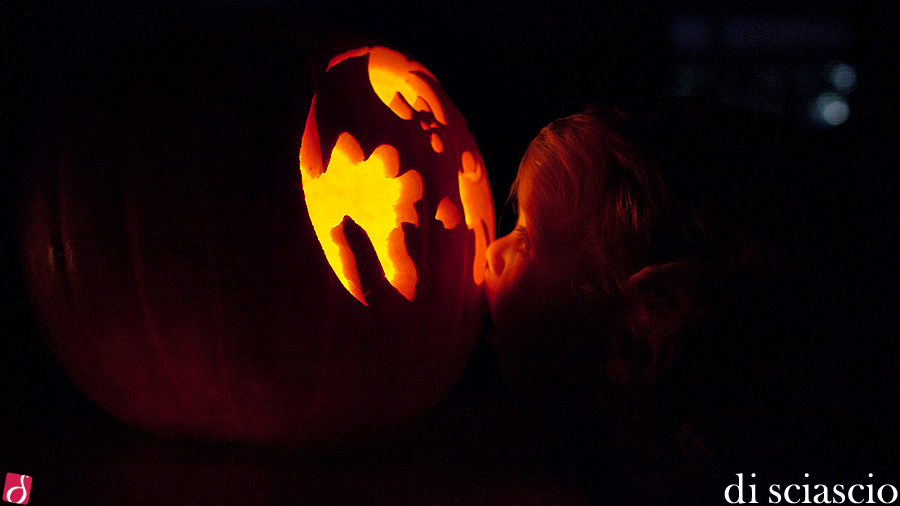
430;133;444;153
328;47;446;125
459;151;495;285
300;95;421;305
435;197;461;230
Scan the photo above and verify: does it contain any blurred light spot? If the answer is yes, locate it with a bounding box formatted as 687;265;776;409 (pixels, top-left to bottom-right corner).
816;92;850;126
828;62;857;92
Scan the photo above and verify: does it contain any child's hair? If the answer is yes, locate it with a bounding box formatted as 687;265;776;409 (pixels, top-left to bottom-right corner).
513;106;672;301
520;102;785;281
514;101;785;336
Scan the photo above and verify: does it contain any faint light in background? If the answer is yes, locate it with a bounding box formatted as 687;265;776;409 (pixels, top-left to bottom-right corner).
815;92;850;126
827;61;857;92
670;15;712;52
723;16;851;52
667;12;855;127
673;64;703;96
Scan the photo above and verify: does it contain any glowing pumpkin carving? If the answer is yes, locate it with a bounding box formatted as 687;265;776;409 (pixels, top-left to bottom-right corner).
301;47;495;305
19;21;494;446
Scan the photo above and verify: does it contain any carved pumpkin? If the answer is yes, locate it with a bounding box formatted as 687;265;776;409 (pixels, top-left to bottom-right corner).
301;47;494;307
19;19;494;445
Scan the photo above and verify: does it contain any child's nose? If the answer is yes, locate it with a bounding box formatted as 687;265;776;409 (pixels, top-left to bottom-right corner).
486;233;512;277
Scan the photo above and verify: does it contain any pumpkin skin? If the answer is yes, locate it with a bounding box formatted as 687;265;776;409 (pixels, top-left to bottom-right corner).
19;19;494;445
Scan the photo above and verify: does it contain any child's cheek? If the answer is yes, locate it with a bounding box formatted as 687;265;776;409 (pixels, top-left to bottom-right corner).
485;252;528;327
486;255;568;340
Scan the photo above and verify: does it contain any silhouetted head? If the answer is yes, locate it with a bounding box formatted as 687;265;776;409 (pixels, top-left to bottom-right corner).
484;102;796;500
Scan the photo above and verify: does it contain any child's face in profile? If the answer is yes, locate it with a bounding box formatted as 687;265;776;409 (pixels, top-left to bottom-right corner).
484;174;581;348
484;172;606;397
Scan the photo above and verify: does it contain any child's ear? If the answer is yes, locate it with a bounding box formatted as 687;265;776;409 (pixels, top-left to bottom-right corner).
607;260;705;384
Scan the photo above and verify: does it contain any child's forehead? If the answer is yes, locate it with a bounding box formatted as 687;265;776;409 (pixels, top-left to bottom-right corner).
513;165;536;207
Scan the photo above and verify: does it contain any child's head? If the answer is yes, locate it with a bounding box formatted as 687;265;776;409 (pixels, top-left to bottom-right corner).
486;106;694;388
485;101;786;415
485;101;803;503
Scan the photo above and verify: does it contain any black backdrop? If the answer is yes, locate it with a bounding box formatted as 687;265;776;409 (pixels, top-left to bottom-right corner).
2;1;899;504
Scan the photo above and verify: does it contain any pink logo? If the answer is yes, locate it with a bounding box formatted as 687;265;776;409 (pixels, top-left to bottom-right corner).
3;474;31;505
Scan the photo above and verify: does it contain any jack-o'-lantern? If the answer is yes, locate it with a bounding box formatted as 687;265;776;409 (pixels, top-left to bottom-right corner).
301;46;494;306
19;18;494;445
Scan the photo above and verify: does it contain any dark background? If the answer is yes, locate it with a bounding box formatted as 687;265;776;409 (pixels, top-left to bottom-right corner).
2;0;898;504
